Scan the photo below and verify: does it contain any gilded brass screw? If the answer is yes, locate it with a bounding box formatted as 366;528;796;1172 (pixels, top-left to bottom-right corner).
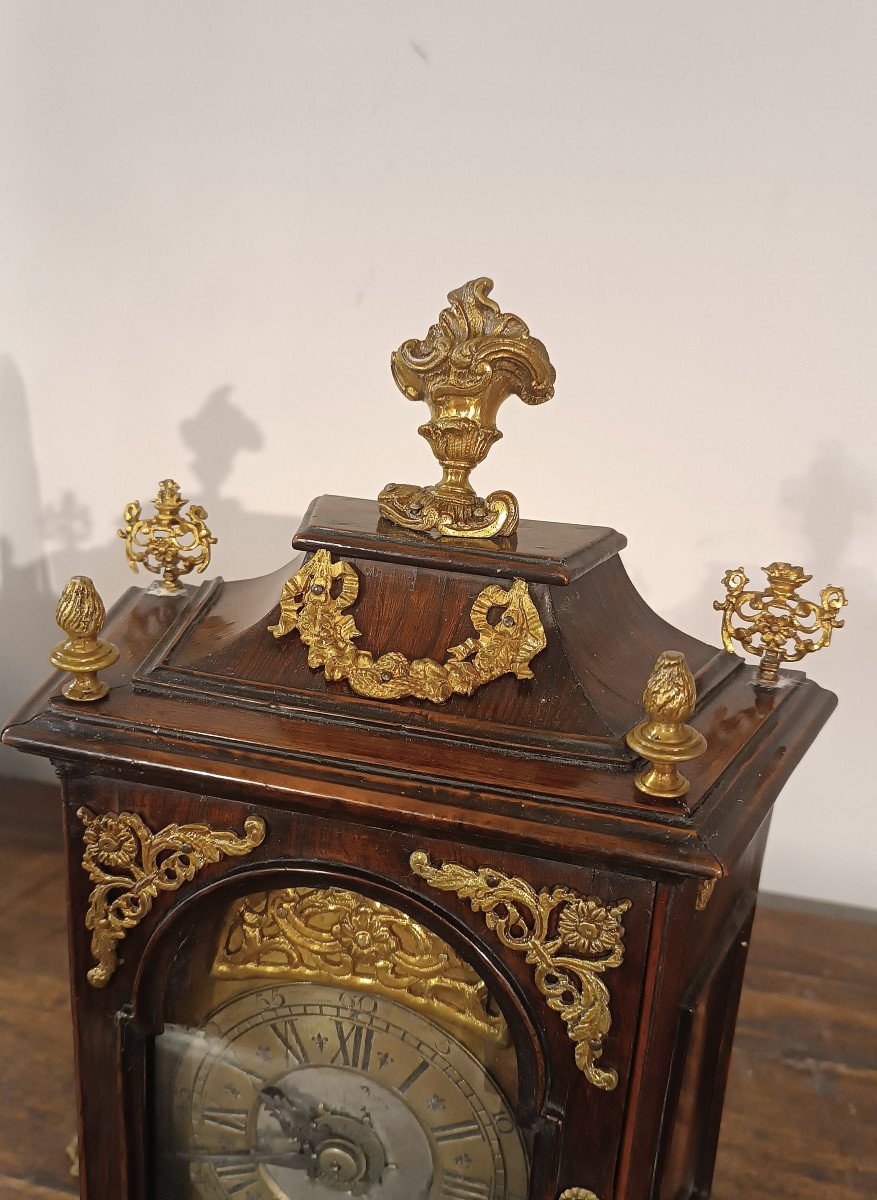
714;562;847;686
49;576;119;701
625;651;707;800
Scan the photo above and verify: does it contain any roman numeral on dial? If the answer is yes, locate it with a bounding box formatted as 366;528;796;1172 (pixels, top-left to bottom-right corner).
222;1048;266;1089
433;1120;482;1143
397;1059;430;1094
203;1107;249;1134
331;1020;374;1070
440;1171;491;1199
271;1018;309;1064
213;1162;259;1195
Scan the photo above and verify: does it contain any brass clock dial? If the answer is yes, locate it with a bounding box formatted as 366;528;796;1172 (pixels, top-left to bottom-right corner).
156;983;528;1200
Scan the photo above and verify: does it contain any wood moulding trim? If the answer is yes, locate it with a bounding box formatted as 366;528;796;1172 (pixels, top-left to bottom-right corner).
5;706;727;879
292;495;629;586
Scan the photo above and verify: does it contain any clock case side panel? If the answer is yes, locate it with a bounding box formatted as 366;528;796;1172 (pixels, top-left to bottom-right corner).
614;815;773;1200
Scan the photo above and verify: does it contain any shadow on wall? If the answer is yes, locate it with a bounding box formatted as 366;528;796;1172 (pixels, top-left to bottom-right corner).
0;365;299;784
178;386;296;581
776;437;875;719
666;438;874;663
0;357;57;782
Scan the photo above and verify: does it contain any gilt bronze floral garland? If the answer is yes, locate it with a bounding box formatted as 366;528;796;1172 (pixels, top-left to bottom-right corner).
269;548;546;703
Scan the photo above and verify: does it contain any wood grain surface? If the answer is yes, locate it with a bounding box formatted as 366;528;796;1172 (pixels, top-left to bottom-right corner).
0;780;873;1200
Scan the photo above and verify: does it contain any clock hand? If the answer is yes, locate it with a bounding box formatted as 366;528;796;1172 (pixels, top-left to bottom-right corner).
183;1147;315;1169
259;1084;313;1140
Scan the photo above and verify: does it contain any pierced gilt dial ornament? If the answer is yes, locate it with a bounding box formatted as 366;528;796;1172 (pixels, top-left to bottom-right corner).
3;274;850;1200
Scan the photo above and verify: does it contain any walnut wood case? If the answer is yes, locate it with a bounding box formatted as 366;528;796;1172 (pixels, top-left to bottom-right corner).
3;496;837;1200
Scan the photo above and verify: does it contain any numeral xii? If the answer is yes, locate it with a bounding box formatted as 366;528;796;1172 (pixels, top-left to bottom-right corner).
331;1020;374;1070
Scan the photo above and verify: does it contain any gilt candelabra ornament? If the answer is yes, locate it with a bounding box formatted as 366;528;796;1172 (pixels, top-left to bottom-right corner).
49;577;119;701
625;651;707;800
714;562;847;686
378;277;555;539
118;478;216;594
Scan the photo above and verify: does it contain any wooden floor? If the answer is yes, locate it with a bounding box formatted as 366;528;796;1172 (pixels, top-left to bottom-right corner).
1;781;874;1199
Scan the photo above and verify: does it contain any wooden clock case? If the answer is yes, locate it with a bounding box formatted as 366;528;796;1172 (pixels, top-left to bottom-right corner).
3;494;837;1200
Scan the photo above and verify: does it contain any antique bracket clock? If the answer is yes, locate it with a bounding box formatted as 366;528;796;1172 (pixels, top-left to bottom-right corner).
3;278;846;1200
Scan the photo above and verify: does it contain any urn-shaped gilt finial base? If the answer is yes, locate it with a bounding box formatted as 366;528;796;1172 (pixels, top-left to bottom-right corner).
378;277;555;539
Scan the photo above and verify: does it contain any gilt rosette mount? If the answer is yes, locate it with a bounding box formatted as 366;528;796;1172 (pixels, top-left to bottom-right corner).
49;576;119;702
269;547;546;703
118;478;216;595
714;562;847;685
626;651;707;800
378;277;555;539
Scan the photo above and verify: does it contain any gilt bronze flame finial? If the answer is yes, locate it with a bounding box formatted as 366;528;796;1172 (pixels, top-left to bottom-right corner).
625;651;707;800
378;277;555;539
50;576;119;701
118;478;216;595
714;562;847;685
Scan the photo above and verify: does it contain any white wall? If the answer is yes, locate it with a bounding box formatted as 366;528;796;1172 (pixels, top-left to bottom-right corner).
1;2;874;906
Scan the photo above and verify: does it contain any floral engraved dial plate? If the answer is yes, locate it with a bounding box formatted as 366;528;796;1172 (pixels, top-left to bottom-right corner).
213;887;506;1044
410;852;631;1091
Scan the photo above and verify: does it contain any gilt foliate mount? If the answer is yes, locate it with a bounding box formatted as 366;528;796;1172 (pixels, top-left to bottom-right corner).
269;547;546;703
379;277;555;539
78;807;266;987
410;851;631;1091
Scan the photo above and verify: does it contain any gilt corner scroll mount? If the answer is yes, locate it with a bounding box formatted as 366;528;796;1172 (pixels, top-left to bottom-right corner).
410;851;631;1091
77;807;266;987
268;548;546;704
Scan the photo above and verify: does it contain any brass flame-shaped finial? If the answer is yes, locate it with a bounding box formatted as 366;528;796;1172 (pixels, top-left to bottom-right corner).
118;478;216;594
50;576;119;701
378;277;555;539
625;651;707;800
714;562;847;685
